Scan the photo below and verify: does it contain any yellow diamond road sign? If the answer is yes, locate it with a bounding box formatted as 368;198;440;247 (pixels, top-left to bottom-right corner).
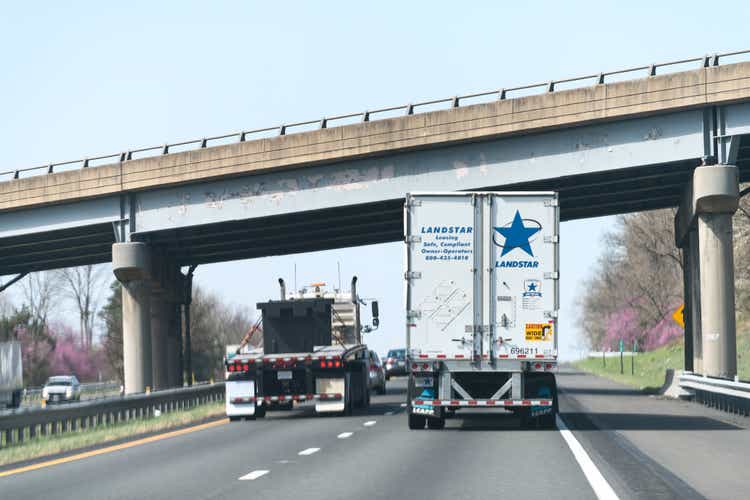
672;304;685;329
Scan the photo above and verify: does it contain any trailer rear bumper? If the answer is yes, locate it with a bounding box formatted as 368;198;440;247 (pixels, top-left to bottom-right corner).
411;398;553;407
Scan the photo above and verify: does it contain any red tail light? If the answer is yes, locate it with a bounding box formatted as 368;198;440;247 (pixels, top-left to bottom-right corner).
320;361;325;368
228;365;235;372
243;364;249;372
334;360;341;368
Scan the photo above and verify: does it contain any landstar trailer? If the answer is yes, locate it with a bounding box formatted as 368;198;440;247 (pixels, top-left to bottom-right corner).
405;192;559;429
224;277;379;420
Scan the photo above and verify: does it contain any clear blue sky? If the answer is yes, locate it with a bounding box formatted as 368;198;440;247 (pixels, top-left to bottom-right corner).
1;1;749;359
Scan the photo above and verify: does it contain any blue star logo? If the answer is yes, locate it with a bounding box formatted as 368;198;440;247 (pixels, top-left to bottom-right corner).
527;282;537;291
494;210;541;257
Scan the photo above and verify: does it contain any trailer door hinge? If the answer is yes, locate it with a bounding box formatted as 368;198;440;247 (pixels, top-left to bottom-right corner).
406;198;422;208
465;324;489;333
407;310;422;320
404;271;422;280
544;199;559;207
544;310;559;319
405;235;422;244
544;272;559;280
543;235;559;244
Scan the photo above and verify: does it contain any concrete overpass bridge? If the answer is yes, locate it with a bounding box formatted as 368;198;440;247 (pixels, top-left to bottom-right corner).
2;50;750;393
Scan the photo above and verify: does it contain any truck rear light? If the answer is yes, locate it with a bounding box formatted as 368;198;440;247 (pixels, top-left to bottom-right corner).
534;363;542;369
228;365;235;372
334;360;341;368
412;363;418;370
545;363;553;370
243;364;250;372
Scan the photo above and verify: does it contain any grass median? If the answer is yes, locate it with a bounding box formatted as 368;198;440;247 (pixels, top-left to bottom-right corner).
0;400;225;467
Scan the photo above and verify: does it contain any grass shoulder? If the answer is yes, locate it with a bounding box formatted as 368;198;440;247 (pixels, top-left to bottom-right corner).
0;401;225;468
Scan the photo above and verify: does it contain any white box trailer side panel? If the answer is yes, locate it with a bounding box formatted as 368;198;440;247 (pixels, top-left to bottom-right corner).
405;194;477;358
0;341;23;391
491;194;558;359
406;192;559;360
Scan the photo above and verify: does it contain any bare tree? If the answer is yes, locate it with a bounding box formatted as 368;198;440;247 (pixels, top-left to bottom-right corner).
22;271;60;326
57;265;106;349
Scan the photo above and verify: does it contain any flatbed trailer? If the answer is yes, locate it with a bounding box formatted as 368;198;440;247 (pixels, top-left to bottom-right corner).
404;192;559;429
225;277;378;420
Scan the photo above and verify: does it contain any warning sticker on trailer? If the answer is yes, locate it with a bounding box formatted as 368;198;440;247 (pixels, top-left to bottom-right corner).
525;323;553;342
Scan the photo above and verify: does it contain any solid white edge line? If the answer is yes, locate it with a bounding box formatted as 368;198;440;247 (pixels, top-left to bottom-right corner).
298;447;321;456
363;420;377;427
239;470;270;481
337;432;354;439
556;415;619;500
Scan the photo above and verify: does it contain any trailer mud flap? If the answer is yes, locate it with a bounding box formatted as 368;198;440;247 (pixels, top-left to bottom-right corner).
530;386;553;417
315;378;345;413
412;388;436;416
226;380;256;417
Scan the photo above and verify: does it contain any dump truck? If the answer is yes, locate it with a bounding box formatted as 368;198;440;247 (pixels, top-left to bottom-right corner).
0;341;23;409
404;192;559;429
224;277;379;420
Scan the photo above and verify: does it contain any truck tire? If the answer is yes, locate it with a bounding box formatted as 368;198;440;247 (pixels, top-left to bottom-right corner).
408;413;426;430
427;417;445;430
229;416;242;422
255;403;267;418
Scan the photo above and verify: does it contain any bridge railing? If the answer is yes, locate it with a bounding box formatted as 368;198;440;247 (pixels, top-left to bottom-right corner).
0;382;224;449
2;48;750;182
679;372;750;416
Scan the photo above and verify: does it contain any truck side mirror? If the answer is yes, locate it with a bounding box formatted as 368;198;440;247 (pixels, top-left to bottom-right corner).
372;301;379;327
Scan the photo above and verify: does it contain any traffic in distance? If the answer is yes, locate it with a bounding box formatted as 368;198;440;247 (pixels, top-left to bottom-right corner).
222;192;560;429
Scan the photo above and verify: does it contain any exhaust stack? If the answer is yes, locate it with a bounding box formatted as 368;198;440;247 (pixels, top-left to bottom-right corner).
278;278;286;300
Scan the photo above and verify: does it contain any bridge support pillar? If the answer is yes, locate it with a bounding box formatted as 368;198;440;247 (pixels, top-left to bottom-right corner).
113;242;153;395
150;296;169;391
676;164;739;378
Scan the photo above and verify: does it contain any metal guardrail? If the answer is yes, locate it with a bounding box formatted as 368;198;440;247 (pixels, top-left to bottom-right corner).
1;49;749;182
22;381;121;405
0;382;224;449
679;373;750;416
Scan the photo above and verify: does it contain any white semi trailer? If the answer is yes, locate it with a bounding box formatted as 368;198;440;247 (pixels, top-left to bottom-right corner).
0;341;23;409
404;192;559;429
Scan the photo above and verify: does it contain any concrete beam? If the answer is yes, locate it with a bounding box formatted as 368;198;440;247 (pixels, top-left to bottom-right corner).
3;62;750;212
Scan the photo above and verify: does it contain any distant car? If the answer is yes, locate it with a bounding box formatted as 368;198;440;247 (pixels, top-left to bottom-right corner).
42;376;81;404
367;350;386;395
384;349;407;379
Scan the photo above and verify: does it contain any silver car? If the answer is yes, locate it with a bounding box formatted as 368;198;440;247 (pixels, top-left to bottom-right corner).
42;375;81;404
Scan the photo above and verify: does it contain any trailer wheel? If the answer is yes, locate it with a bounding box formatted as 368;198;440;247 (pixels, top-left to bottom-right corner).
255;403;267;418
427;417;445;430
229;416;242;422
408;413;426;429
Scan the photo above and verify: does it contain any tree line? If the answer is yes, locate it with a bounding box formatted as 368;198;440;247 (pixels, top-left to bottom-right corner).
0;268;253;386
579;190;750;352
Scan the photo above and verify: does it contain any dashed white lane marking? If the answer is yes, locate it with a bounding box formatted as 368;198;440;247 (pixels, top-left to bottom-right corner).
337;432;354;439
384;411;394;416
400;403;407;407
363;420;377;427
239;470;269;481
298;447;321;456
556;416;619;500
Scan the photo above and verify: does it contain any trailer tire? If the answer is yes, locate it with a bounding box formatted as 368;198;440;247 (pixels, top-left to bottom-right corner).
408;413;426;430
255;404;267;418
427;417;445;430
229;416;242;422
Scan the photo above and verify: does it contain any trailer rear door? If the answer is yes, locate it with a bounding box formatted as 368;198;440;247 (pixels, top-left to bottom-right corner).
491;193;558;359
405;194;477;358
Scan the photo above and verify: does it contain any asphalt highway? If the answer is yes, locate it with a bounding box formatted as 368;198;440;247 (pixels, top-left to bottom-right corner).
2;369;749;500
